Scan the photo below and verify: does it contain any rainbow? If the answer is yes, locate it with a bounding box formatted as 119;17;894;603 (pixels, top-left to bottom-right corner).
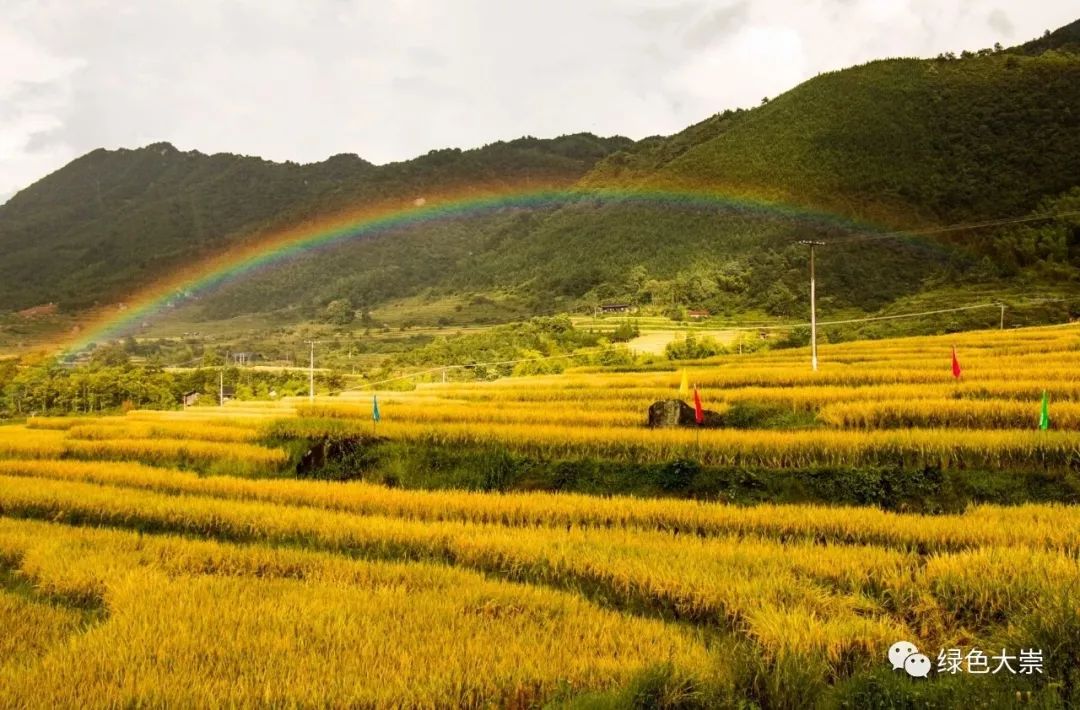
62;183;883;356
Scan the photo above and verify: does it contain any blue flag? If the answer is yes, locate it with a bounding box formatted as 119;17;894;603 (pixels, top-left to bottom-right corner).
372;394;381;423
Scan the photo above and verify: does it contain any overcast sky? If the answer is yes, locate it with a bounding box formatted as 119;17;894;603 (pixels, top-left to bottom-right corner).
1;0;1075;203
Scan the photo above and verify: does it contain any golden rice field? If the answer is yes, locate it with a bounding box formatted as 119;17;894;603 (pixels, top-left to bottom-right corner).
284;323;1080;474
1;324;1078;706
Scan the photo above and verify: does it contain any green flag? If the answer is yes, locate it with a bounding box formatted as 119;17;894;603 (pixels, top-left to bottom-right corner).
1039;390;1050;431
372;394;381;423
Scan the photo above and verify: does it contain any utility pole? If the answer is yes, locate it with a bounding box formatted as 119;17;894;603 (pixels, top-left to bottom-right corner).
305;340;319;402
1000;303;1006;330
800;240;826;372
219;370;224;407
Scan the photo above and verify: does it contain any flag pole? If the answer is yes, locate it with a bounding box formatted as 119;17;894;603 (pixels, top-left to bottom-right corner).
693;384;704;455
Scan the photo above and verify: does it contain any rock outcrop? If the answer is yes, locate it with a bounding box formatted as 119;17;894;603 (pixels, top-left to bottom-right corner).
647;399;724;428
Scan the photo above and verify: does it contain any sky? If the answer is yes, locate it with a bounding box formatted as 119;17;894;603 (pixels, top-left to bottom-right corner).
1;0;1076;203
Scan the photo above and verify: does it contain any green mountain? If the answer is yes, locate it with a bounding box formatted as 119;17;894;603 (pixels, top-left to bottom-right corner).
1;22;1078;330
0;134;631;312
1016;18;1080;55
187;22;1080;323
595;45;1079;226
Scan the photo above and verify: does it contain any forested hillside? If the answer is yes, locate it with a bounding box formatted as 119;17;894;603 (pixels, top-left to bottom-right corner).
1;21;1078;328
588;19;1080;227
602;49;1080;225
0;134;630;311
190;22;1080;323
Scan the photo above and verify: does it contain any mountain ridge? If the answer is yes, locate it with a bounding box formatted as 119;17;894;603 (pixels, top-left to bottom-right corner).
1;20;1078;332
0;133;631;312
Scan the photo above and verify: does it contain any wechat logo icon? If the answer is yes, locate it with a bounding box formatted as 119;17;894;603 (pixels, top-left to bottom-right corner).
889;641;931;678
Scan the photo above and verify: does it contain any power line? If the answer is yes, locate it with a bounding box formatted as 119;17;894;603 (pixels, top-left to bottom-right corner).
333;346;628;394
338;210;1079;386
706;302;996;332
327;297;1076;394
723;296;1072;332
802;303;998;328
825;210;1080;246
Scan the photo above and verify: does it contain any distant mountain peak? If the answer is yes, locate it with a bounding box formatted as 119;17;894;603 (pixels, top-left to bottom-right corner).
143;141;178;154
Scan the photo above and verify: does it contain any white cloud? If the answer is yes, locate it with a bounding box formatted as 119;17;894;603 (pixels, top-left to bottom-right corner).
0;0;1076;201
672;24;807;107
0;21;85;199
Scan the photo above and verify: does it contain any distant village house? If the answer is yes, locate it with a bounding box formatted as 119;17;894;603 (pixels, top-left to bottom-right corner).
183;386;236;407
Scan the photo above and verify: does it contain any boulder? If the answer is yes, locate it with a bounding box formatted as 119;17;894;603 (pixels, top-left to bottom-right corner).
647;399;724;428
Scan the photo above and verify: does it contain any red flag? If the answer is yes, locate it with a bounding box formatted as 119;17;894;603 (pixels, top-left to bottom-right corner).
951;346;962;379
693;385;704;425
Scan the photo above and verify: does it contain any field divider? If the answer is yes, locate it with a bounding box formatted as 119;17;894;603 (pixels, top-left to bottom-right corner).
0;555;109;624
0;518;722;709
1;477;1074;675
0;473;917;675
5;459;1080;554
267;419;1080;472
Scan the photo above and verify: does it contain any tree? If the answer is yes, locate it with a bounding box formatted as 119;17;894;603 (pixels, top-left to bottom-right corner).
625;265;649;299
90;343;130;367
323;298;355;326
765;282;799;317
641;279;673;306
611;320;639;342
674;266;718;305
665;333;722;360
201;349;225;367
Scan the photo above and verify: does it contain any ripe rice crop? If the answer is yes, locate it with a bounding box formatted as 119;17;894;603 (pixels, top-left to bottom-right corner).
0;426;285;475
0;427;66;458
3;459;1080;551
0;477;930;674
0;519;718;708
424;380;1080;408
274;419;1080;472
297;401;667;427
65;421;263;443
60;438;287;474
22;417;84;431
0;474;1077;701
1;323;1079;705
820;398;1080;430
0;590;88;667
123;411;290;427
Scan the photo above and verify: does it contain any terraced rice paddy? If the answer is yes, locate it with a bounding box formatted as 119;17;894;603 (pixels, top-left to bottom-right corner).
1;324;1078;706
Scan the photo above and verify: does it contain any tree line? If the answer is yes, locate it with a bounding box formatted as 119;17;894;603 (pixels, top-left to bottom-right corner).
0;346;344;417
